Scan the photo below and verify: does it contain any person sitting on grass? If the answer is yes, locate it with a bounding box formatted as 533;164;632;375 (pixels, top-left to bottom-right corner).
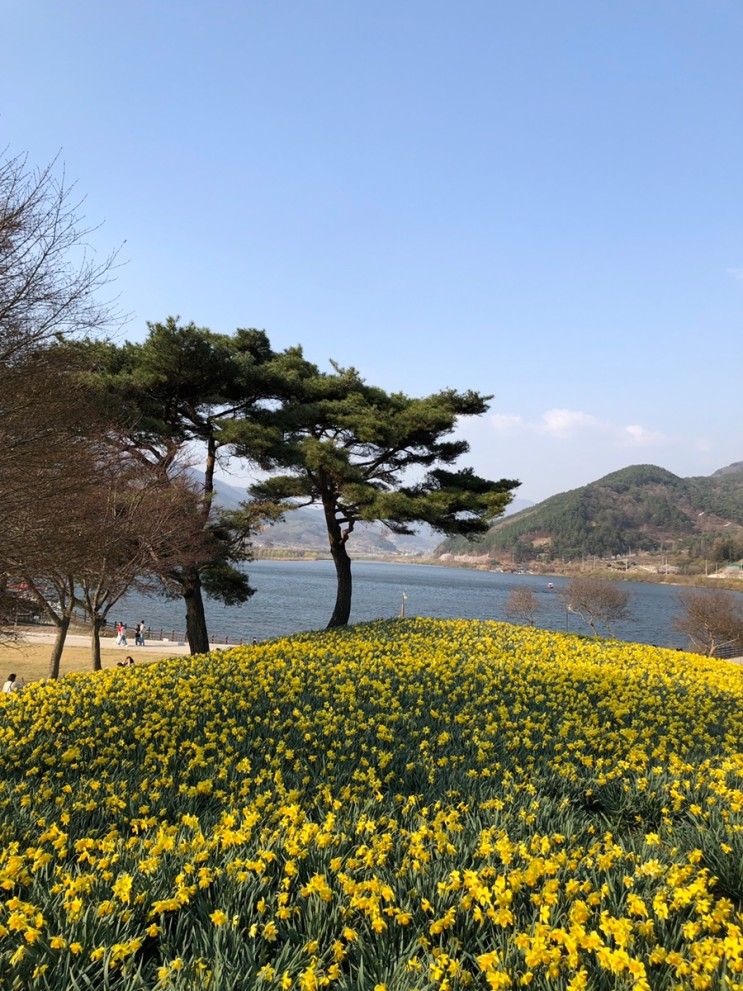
2;673;22;692
117;656;136;668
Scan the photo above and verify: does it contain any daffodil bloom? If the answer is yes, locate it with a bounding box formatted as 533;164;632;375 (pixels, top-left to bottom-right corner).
0;619;739;988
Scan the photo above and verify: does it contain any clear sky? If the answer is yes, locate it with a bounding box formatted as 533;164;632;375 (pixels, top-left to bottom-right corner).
3;1;742;500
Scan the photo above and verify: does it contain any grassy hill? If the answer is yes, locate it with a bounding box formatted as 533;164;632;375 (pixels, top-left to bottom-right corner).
439;462;743;563
0;620;740;988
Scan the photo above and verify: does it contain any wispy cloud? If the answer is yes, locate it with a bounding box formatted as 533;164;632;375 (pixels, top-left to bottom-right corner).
540;408;600;438
727;267;743;281
490;413;524;433
486;408;665;446
622;424;665;446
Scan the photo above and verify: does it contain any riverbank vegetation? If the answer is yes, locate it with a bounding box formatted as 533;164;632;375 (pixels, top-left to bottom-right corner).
0;619;740;989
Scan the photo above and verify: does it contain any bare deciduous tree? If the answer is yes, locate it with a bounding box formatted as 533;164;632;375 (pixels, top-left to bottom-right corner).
674;589;743;657
1;147;119;642
1;358;217;673
561;575;629;636
505;587;539;626
0;350;107;645
22;575;79;679
0;149;119;364
76;466;216;670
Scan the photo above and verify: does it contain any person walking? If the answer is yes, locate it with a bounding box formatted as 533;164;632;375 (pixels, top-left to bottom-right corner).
135;620;146;646
116;622;127;646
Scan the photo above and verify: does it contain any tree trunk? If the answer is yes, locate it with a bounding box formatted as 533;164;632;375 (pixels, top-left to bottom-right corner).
183;568;210;654
48;615;71;680
90;616;103;671
327;538;352;628
321;490;353;629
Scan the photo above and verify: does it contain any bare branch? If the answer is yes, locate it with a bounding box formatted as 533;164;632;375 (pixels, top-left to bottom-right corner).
0;148;122;364
561;576;629;636
674;589;743;657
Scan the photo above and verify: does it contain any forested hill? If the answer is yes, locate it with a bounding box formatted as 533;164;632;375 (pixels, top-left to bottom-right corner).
437;462;743;562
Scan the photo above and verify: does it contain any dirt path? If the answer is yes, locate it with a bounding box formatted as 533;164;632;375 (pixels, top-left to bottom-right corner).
1;631;231;683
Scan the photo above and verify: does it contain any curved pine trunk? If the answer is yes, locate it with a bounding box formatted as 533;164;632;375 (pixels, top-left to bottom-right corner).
327;539;352;628
183;568;210;654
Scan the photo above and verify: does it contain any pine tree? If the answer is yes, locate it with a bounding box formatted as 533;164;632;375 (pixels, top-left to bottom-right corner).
252;360;518;627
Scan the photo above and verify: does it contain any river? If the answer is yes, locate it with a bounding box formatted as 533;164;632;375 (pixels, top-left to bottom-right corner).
114;559;741;649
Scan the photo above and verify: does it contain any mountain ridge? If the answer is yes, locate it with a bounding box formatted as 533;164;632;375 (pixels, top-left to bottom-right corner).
437;462;743;564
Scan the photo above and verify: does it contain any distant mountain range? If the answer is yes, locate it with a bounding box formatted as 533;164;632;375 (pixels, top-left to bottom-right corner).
211;477;438;555
437;462;743;563
211;477;533;557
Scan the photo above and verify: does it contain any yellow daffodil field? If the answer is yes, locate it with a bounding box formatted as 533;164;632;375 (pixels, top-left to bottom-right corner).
0;618;741;991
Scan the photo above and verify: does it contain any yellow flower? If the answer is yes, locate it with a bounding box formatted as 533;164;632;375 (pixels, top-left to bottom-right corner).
112;873;133;904
9;945;25;966
0;618;739;991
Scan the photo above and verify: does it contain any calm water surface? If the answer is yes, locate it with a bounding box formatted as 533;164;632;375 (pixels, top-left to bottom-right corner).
116;559;740;649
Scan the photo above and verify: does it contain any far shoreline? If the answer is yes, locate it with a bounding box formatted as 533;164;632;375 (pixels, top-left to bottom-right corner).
252;549;743;593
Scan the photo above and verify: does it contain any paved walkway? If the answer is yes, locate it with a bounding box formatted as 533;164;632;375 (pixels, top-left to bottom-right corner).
20;632;233;654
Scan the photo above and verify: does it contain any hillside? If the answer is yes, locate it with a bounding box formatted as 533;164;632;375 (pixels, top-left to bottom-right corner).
0;620;740;988
438;461;743;563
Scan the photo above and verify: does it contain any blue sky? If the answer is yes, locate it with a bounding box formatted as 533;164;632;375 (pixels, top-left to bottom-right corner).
3;1;742;500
